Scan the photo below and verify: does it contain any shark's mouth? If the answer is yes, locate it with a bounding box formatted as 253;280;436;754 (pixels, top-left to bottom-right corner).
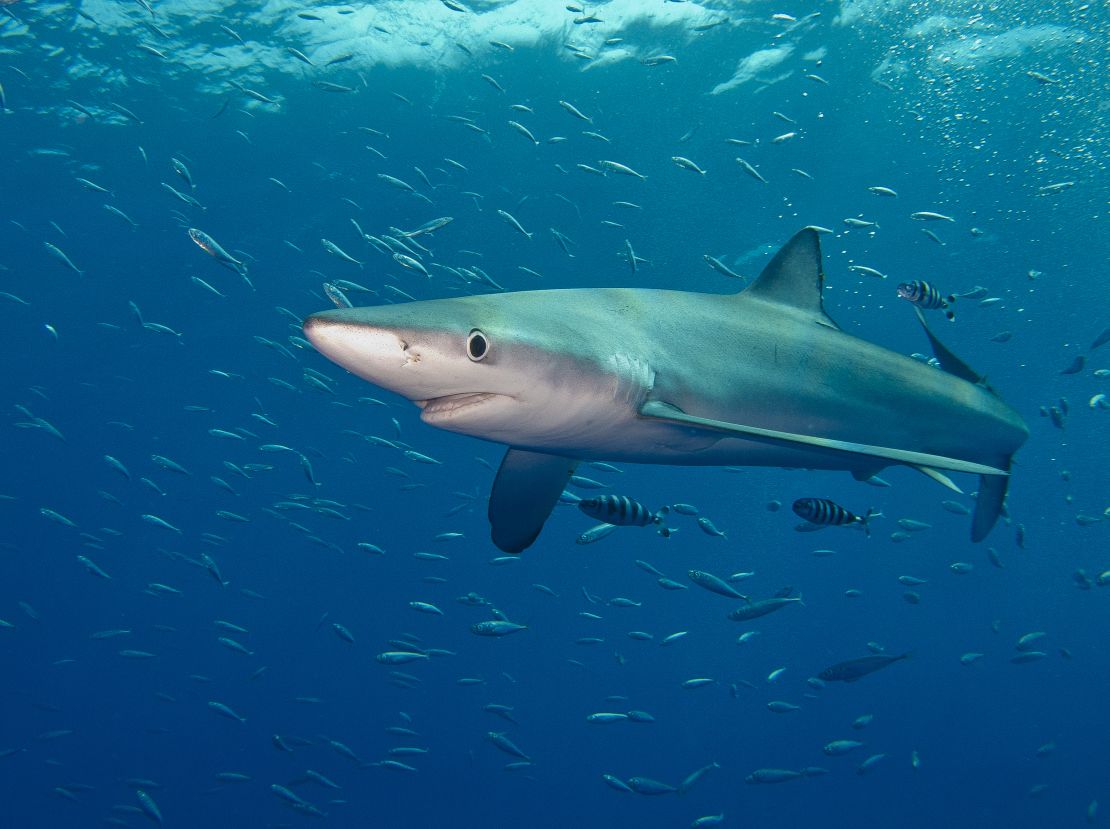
417;392;501;420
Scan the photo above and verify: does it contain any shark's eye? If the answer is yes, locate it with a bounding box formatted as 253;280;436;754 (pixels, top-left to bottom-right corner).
466;329;490;362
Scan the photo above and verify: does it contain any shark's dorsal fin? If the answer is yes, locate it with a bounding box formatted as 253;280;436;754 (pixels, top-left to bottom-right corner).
488;448;577;553
742;227;839;330
914;308;989;389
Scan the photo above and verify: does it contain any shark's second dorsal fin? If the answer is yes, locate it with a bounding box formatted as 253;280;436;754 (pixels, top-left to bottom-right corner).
742;227;839;330
913;308;991;390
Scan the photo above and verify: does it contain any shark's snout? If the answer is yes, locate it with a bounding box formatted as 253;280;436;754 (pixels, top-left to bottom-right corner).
301;311;332;349
303;311;354;362
302;309;347;347
303;311;414;386
302;309;357;347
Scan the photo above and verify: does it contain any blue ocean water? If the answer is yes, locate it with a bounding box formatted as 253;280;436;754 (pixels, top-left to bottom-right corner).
1;1;1108;827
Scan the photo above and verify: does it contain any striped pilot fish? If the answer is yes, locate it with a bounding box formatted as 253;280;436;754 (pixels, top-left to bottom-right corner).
578;495;661;527
792;498;881;535
897;280;955;320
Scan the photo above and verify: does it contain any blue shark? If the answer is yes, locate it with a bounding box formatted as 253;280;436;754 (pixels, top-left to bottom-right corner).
304;228;1027;552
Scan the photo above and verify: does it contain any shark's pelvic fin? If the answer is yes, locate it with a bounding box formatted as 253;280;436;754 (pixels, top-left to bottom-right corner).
971;461;1011;542
913;308;991;390
850;466;885;482
488;448;577;553
639;400;1009;477
741;226;840;330
911;464;964;493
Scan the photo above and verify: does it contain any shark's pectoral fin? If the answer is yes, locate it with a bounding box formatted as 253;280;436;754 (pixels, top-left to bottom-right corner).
971;464;1010;542
488;448;576;554
638;400;1009;477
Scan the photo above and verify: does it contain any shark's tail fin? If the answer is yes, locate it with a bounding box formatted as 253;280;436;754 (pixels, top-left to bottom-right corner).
971;461;1011;542
912;307;1019;542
